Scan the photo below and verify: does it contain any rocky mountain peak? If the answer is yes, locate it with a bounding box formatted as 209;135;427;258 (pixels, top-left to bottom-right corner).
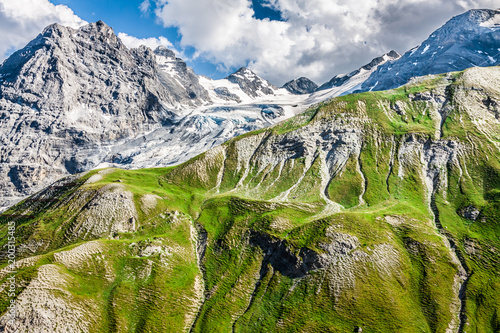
454;8;499;27
0;20;162;112
0;20;213;208
225;67;277;97
360;50;401;72
233;66;252;74
229;67;261;82
421;9;499;46
386;50;401;59
282;77;318;94
154;45;176;59
78;20;122;46
40;22;71;37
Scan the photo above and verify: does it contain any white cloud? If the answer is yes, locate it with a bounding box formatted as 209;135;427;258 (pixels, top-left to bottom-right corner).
153;0;500;85
118;32;172;50
0;0;87;61
118;32;182;59
139;0;151;14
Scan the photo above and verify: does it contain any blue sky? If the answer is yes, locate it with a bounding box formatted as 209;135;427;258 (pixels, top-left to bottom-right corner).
0;0;498;85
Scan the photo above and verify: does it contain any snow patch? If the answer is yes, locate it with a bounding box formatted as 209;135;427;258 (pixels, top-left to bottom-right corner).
198;76;252;104
480;13;500;28
369;81;379;92
421;44;430;55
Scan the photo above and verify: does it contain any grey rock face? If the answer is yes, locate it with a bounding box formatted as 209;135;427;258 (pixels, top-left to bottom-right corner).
1;21;185;115
225;67;277;97
282;77;318;94
360;9;500;92
153;46;210;103
0;21;196;208
459;205;481;221
153;45;175;58
213;87;241;102
0;22;192;208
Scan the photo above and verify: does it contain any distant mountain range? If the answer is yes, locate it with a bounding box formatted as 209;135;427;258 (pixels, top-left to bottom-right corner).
0;9;499;209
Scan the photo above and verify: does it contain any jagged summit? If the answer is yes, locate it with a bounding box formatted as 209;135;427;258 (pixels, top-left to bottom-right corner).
385;50;401;58
226;67;264;83
360;8;500;92
360;50;401;71
225;67;277;97
154;45;176;58
228;67;260;77
282;77;318;94
0;19;196;113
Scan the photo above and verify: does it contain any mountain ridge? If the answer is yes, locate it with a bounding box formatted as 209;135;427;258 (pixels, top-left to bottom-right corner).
358;8;500;92
317;50;401;91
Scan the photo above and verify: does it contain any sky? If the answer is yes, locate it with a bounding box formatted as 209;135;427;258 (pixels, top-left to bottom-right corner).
0;0;498;86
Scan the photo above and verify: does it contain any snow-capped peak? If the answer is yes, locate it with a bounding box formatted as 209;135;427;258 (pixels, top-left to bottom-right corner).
359;8;500;93
480;12;500;27
225;67;278;98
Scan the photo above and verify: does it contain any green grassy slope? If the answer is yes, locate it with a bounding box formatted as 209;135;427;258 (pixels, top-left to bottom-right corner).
1;66;500;332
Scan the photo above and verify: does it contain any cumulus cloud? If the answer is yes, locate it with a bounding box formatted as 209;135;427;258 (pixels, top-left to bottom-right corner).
0;0;87;61
153;0;500;85
117;33;184;59
118;32;176;52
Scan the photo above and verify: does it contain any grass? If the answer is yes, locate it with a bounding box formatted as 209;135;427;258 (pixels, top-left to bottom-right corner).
1;68;500;332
